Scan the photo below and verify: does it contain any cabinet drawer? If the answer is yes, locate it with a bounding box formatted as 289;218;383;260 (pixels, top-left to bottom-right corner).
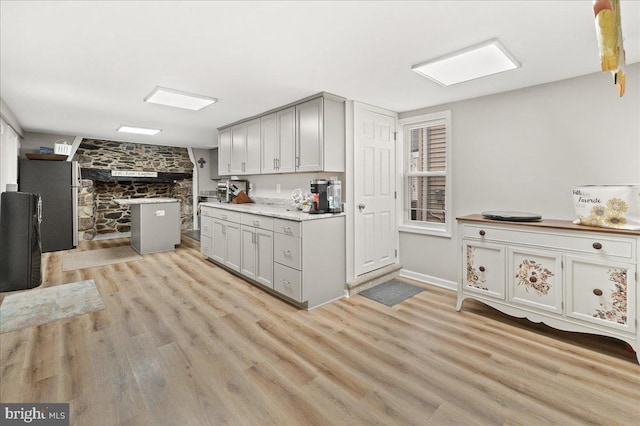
201;206;214;217
201;216;212;238
210;208;242;223
274;218;301;237
274;233;301;270
463;224;634;259
274;263;302;302
241;213;274;231
200;235;212;258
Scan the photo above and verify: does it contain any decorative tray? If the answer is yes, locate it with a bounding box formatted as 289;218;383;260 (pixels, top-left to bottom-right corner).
481;211;542;222
25;153;68;161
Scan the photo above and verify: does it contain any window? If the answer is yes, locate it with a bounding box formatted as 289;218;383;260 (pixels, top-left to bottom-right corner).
399;111;451;237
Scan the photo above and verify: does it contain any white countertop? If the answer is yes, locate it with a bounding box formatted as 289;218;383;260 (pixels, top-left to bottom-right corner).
200;199;343;222
114;198;179;205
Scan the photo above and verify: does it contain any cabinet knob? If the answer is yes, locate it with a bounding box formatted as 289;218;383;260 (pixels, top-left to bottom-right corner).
479;266;485;272
529;277;538;283
592;242;602;250
593;288;603;296
479;230;486;236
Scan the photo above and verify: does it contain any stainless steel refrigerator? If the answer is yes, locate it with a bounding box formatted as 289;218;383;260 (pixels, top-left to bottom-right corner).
19;159;80;252
0;192;43;292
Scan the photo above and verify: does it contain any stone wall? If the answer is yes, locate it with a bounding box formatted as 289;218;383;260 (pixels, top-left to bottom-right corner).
78;179;95;241
96;181;177;234
73;138;194;239
75;139;193;172
171;180;194;230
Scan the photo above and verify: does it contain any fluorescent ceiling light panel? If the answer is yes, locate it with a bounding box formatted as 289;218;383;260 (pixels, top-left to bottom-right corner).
412;39;520;86
144;86;218;111
117;125;162;136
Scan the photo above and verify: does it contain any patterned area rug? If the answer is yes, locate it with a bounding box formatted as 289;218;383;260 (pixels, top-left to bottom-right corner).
0;280;105;333
358;280;424;307
62;246;142;271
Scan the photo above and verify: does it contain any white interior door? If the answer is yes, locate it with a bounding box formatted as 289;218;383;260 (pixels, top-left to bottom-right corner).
354;105;397;276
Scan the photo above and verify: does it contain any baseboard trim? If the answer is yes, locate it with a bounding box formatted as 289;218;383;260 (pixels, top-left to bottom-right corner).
399;269;457;291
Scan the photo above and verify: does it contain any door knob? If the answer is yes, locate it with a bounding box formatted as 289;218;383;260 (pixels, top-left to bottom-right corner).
358;203;366;211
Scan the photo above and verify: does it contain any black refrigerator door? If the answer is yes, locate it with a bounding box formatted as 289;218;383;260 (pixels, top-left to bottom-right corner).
0;192;42;292
19;160;74;252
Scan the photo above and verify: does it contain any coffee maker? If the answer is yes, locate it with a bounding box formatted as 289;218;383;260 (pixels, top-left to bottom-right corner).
309;179;329;214
309;179;342;214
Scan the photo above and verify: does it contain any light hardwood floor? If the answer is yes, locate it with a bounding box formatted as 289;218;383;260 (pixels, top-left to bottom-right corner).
1;235;639;425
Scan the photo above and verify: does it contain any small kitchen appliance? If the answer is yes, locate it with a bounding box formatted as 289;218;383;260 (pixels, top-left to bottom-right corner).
218;179;248;203
327;180;342;213
309;179;329;214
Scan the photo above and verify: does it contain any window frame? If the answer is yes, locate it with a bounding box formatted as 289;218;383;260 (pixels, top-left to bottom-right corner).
398;110;452;237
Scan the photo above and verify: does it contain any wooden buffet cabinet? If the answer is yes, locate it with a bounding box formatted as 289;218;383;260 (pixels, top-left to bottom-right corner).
457;214;640;363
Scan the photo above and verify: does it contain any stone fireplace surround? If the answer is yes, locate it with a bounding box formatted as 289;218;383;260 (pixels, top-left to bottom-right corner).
74;139;193;240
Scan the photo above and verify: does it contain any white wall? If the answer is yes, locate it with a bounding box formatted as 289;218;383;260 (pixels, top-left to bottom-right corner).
191;148;219;193
398;64;640;289
0;118;20;195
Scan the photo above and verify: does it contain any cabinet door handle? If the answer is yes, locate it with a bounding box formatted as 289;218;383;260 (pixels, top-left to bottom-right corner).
280;279;291;286
273;158;276;169
593;288;603;296
282;249;291;255
479;266;485;272
228;163;231;172
253;221;260;227
592;242;602;250
479;230;486;236
276;158;280;169
242;162;246;172
295;156;300;167
222;214;228;220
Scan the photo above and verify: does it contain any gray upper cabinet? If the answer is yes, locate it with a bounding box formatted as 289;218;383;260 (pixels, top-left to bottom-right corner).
261;107;296;174
218;128;231;175
245;118;261;174
219;92;345;176
228;118;261;176
278;108;296;172
296;98;323;172
295;95;344;173
209;148;220;180
261;113;278;174
230;123;245;174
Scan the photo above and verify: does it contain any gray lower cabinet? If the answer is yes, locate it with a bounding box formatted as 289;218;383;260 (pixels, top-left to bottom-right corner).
208;208;241;272
240;213;274;288
130;202;181;254
201;205;345;309
272;216;345;308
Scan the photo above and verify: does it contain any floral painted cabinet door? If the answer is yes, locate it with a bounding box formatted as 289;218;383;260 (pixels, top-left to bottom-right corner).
566;256;636;334
463;242;505;299
508;248;563;314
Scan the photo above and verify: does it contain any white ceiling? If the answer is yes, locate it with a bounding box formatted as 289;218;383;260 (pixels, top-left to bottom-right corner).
1;1;638;148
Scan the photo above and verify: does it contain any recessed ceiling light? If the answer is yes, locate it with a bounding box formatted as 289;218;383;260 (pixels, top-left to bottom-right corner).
411;38;521;86
144;86;218;111
117;125;162;136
